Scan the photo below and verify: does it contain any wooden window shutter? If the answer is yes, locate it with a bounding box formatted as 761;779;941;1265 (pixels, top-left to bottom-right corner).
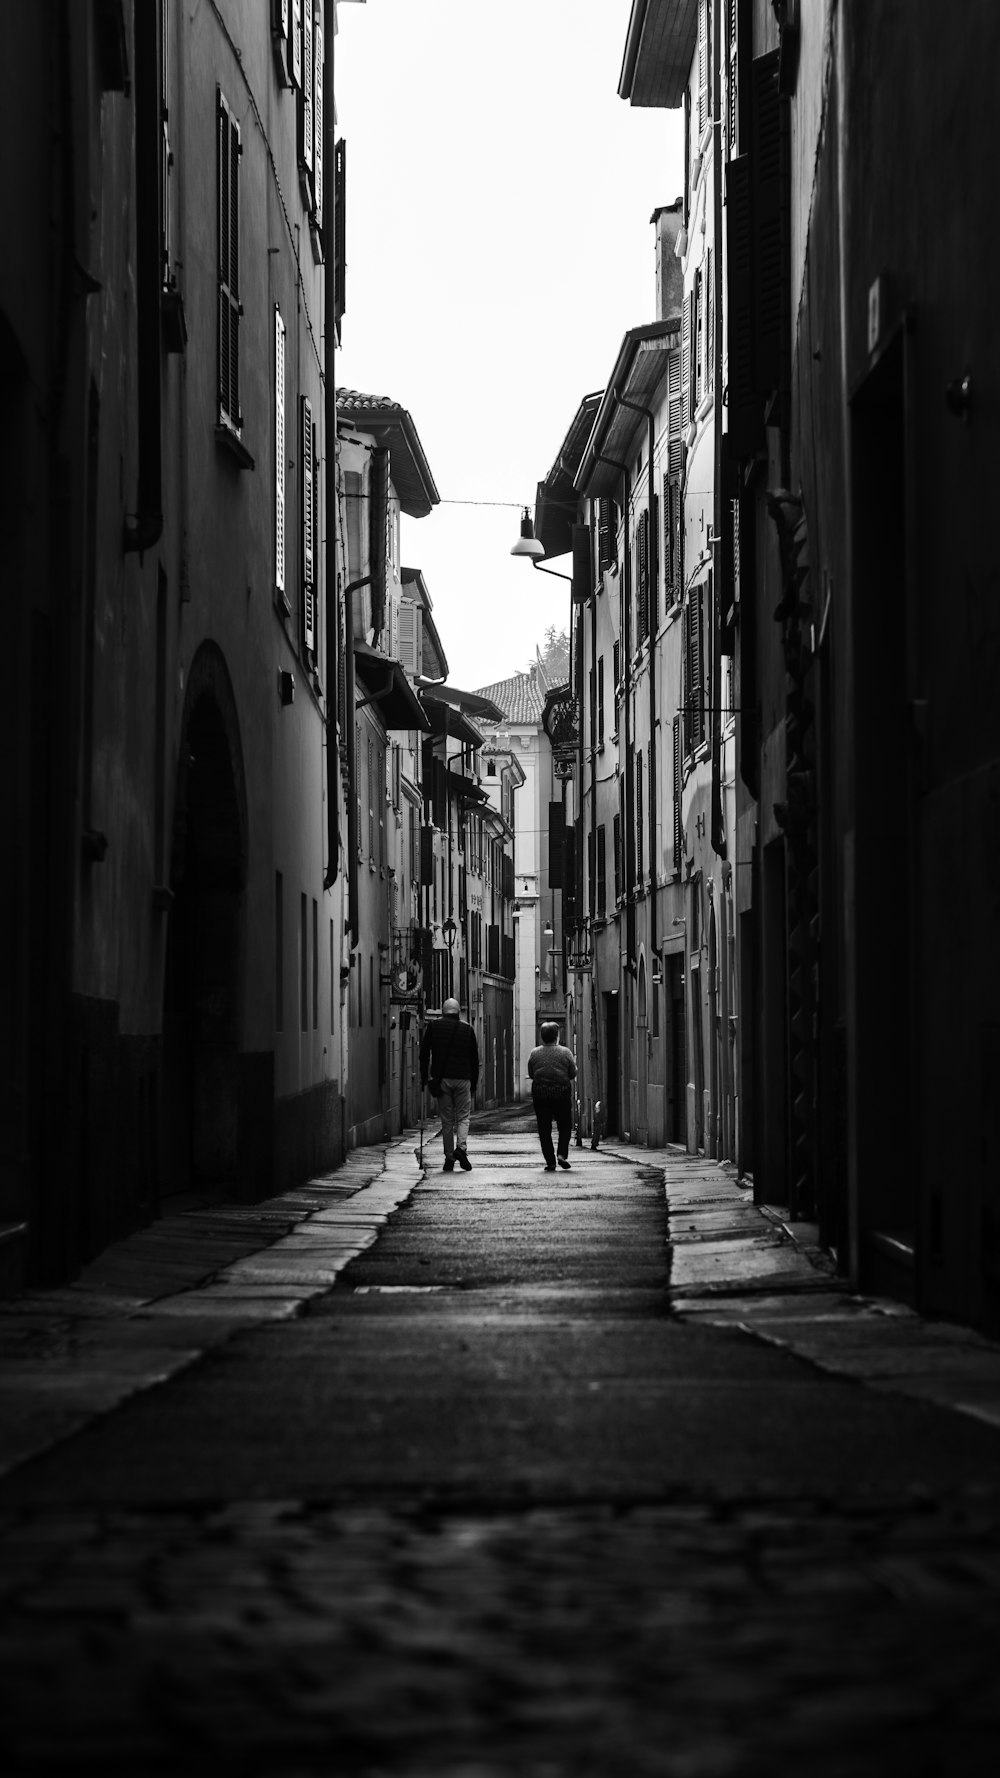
637;509;648;643
692;587;704;746
290;0;302;88
613;811;622;904
588;828;596;918
598;656;605;744
613;639;621;692
274;0;289;39
274;307;286;595
301;396;315;652
682;599;692;754
597;824;607;919
673;715;682;870
751;50;786;396
334;138;346;337
724;154;759;457
648;495;658;633
636;749;644;887
697;0;709;136
398;601;418;674
300;3;314;178
680;291;691;428
313;13;324;227
701;245;708;391
694;269;703;407
217;91;241;431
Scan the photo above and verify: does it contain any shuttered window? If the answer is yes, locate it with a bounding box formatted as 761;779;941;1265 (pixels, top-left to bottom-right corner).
613;812;622;905
598;655;605;745
398;600;421;674
636;749;644;889
725;155;758;457
680;291;691;428
313;11;324;227
684;587;707;756
217;89;241;432
597;824;607;919
697;0;710;136
751;50;787;398
290;0;301;88
597;497;617;575
673;715;682;871
301;396;315;654
636;508;649;645
300;2;314;182
706;246;714;393
694;268;703;409
334;138;346;340
274;307;286;596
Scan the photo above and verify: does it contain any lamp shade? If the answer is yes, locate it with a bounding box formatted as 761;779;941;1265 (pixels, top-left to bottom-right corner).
511;506;545;561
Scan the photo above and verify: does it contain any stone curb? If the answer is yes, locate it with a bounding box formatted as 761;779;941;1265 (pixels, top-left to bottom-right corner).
0;1137;430;1480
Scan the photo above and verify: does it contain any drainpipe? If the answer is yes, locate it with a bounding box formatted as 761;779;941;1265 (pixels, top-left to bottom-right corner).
612;390;659;960
710;0;726;860
323;29;339;880
595;450;633;951
123;0;163;553
342;576;372;945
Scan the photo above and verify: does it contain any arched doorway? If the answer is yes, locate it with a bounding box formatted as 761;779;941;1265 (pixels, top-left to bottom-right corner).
162;644;247;1195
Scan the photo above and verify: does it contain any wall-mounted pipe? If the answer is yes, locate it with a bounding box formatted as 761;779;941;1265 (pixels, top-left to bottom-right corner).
613;388;659;959
123;0;163;553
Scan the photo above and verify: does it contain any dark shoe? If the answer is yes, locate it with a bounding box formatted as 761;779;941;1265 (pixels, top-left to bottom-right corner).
544;1163;556;1172
443;1158;455;1172
456;1150;472;1171
557;1156;571;1169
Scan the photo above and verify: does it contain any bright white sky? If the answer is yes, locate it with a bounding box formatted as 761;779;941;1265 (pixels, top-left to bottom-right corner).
334;0;683;692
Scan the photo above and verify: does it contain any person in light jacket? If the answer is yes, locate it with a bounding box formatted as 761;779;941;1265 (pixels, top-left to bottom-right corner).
419;998;479;1171
527;1022;576;1171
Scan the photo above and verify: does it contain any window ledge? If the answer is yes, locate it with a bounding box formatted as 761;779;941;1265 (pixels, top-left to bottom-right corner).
215;423;255;471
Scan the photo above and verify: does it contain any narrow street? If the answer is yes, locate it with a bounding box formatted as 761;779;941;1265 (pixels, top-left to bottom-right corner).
2;1115;1000;1775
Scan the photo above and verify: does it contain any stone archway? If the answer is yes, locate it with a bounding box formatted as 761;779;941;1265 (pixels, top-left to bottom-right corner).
162;643;248;1194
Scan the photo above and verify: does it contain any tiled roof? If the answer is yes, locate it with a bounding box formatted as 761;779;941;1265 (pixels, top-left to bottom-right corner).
336;390;439;518
474;667;546;726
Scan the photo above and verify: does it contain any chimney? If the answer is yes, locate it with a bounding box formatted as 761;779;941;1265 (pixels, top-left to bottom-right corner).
653;200;684;323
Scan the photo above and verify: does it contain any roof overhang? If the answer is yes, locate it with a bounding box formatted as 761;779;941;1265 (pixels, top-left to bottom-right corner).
415;681;505;723
354;643;430;731
619;0;698;109
448;770;489;805
420;696;484;750
576;322;679;501
336;398;440;517
533;391;602;560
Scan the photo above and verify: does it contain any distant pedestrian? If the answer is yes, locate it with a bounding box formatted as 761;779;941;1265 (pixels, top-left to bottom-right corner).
527;1022;576;1171
419;997;479;1171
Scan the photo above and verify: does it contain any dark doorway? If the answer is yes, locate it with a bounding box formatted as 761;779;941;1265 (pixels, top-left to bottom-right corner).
163;649;247;1197
850;327;915;1281
666;953;686;1143
603;992;620;1137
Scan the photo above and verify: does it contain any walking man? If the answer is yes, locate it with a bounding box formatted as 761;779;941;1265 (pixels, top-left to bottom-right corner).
527;1022;576;1171
420;997;479;1171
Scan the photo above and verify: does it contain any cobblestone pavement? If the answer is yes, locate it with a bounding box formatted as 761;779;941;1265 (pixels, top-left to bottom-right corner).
2;1116;1000;1775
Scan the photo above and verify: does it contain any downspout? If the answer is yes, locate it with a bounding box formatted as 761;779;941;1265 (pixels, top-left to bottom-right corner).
123;0;163;553
710;0;726;858
343;575;373;947
323;25;339;880
595;449;633;961
613;390;659;959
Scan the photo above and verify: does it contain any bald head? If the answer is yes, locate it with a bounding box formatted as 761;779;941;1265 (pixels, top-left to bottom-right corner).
442;998;460;1017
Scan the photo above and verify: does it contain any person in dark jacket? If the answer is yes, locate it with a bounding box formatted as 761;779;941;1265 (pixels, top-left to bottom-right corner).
419;998;479;1171
527;1022;577;1171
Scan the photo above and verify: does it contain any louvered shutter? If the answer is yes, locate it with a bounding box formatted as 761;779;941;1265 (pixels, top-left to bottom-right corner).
673;715;682;871
637;510;648;643
273;0;289;39
706;246;714;392
334;138;346;336
598;656;605;744
682;600;692;754
691;588;703;746
751;50;785;396
697;0;709;136
301;396;315;653
398;601;419;674
694;269;703;408
597;824;607;919
274;307;286;595
313;13;324;227
290;0;301;88
300;3;313;177
217;92;240;430
725;155;759;456
636;750;644;888
680;292;691;428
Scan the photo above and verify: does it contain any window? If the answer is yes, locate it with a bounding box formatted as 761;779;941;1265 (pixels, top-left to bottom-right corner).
684;581;708;755
596;824;607;919
636;507;649;645
274;309;286;599
613;639;621;694
597;497;617;574
636;749;644;888
290;0;302;87
706;247;715;394
330;917;335;1034
673;715;683;872
694;268;704;409
313;11;325;229
598;656;605;745
299;0;314;191
697;0;710;137
613;810;622;904
301;397;315;653
217;88;241;434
